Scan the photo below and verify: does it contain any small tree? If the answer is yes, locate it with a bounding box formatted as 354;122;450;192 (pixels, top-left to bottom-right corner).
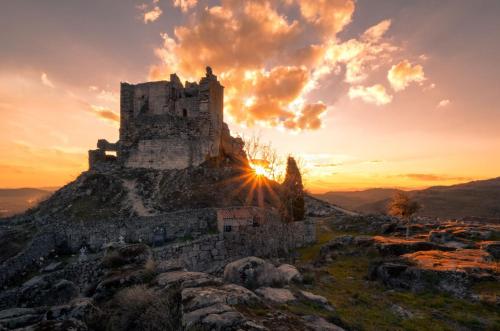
280;156;305;223
387;192;421;238
242;133;284;181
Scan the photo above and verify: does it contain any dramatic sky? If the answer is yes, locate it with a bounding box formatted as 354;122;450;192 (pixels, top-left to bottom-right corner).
1;0;499;192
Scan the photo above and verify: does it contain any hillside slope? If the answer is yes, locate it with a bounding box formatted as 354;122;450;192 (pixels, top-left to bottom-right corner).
317;177;500;219
25;160;284;221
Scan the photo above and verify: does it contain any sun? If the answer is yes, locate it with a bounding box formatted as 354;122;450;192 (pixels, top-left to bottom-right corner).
252;165;268;177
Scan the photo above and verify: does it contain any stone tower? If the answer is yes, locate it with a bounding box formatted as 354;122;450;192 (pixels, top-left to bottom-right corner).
89;67;244;170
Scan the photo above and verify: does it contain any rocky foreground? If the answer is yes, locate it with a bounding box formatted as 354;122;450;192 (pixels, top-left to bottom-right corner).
1;212;499;330
0;242;344;331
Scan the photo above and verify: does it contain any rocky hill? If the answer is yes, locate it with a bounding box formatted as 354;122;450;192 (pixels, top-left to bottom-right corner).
0;154;354;330
25;158;282;221
316;177;500;219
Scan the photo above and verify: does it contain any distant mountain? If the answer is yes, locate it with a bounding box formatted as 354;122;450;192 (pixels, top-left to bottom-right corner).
0;188;54;218
316;177;500;219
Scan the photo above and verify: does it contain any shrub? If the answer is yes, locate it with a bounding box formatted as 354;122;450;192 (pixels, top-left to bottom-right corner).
101;244;151;269
107;285;180;331
279;157;305;223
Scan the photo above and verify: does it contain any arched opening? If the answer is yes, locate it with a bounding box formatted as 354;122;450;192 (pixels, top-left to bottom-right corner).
182;109;188;117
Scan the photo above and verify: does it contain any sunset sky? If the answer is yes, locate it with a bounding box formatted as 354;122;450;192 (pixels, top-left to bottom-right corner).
1;0;499;192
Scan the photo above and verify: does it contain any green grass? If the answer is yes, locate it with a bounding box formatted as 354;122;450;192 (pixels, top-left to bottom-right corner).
293;219;500;331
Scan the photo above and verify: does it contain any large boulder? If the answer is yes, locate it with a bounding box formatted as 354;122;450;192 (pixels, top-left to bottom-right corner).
302;315;345;331
370;249;499;299
373;236;455;256
17;277;79;308
276;264;302;283
179;271;264;331
298;290;333;311
223;257;282;289
156;271;223;289
255;287;296;304
182;284;260;312
183;303;245;331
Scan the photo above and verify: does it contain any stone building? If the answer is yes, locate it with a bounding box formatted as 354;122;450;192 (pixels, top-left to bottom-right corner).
89;67;244;170
216;207;268;233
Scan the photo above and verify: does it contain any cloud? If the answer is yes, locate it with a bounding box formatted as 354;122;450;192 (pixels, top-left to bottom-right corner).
139;1;163;23
387;59;425;91
284;102;328;130
149;1;415;130
292;0;355;38
97;89;119;103
437;99;450;108
348;84;392;105
362;19;391;42
173;0;197;12
402;173;471;182
88;85;119;103
89;105;120;123
144;6;162;23
41;72;54;88
313;163;341;168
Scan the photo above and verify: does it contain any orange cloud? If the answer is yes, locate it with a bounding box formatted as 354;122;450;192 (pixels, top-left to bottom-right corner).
438;99;451;108
387;59;425;91
173;0;197;12
284;102;327;130
293;0;355;38
90;105;120;123
149;1;409;130
362;19;392;41
41;72;54;88
348;84;392;105
227;66;309;125
402;173;471;182
139;1;163;23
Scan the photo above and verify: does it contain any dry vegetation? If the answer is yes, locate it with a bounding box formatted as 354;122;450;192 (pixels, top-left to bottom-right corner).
90;285;181;331
294;218;500;331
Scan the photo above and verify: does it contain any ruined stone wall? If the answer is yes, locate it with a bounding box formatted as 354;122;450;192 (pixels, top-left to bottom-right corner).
153;219;316;273
58;209;219;252
115;69;224;170
0;211;315;287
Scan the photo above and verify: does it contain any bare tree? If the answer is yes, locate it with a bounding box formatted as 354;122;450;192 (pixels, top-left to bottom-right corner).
242;133;284;182
243;133;261;162
241;133;311;184
387;192;421;238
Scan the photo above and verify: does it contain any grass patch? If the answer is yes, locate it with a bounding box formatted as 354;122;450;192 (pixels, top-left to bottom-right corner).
294;218;500;331
298;217;363;262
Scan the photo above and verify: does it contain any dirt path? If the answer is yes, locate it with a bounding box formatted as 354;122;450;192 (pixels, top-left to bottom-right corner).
122;179;154;216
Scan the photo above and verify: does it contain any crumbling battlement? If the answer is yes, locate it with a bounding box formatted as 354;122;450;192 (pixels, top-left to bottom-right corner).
89;67;244;170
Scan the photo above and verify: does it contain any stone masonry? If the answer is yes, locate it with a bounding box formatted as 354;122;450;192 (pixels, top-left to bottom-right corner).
89;67;245;170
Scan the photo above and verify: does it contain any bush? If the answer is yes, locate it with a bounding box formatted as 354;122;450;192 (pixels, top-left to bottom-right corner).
101;244;151;269
106;285;180;331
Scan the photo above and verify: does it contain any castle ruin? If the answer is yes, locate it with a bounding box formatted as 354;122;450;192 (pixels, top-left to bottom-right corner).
89;67;244;170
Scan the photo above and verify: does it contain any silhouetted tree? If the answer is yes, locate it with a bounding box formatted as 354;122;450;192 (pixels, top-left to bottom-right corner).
242;133;309;183
280;157;305;222
387;192;421;238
